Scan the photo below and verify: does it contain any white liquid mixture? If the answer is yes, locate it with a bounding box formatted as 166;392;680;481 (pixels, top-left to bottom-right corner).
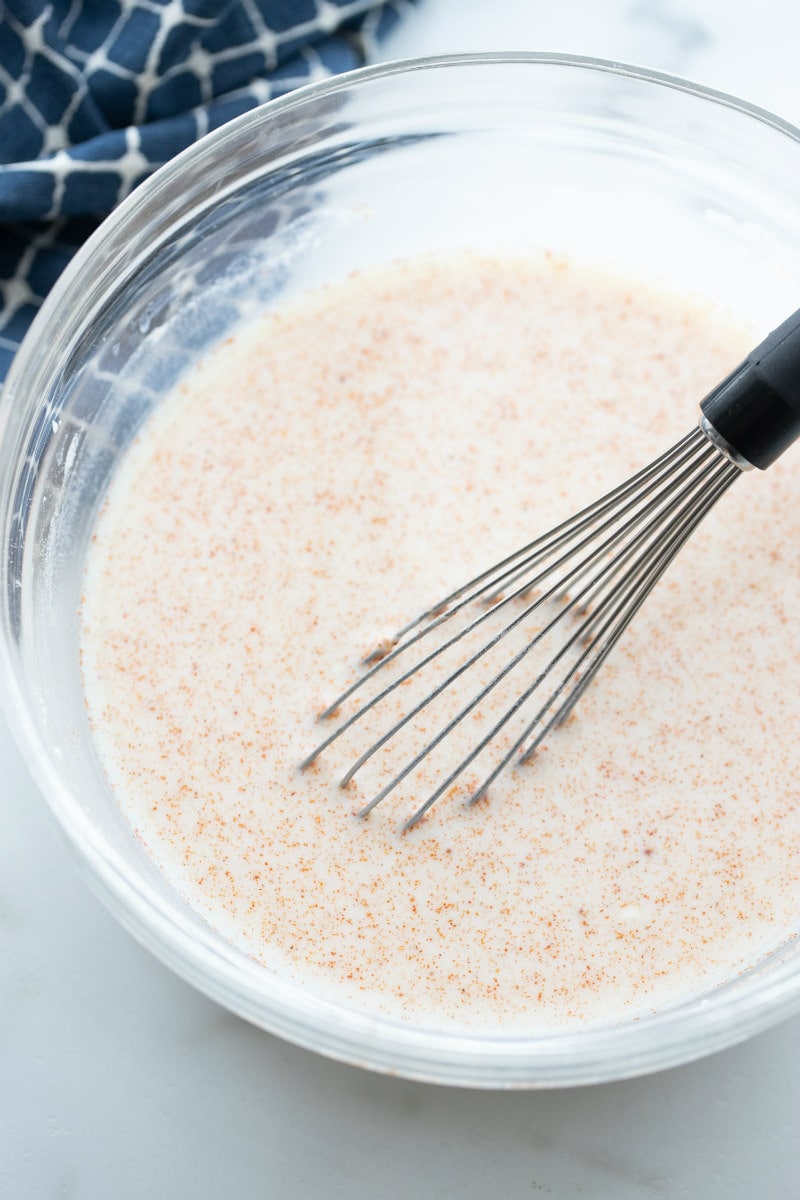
81;253;800;1031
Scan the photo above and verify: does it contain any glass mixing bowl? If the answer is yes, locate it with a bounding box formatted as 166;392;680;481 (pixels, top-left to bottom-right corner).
2;53;800;1088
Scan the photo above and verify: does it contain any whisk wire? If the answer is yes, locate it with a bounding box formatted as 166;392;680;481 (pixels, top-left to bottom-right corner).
515;455;741;763
479;427;713;604
303;426;743;828
354;438;729;810
400;451;740;830
307;430;711;767
395;427;707;628
311;429;711;736
305;429;723;779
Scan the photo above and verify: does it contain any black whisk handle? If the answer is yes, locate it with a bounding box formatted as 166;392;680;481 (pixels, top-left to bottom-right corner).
700;305;800;470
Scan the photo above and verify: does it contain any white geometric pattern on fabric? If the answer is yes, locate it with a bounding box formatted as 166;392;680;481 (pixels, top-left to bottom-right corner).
0;0;413;381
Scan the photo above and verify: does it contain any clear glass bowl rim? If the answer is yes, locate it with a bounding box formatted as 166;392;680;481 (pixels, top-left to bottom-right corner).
3;51;800;1089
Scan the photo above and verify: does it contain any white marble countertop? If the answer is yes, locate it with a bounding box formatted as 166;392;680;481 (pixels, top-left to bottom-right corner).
4;3;800;1197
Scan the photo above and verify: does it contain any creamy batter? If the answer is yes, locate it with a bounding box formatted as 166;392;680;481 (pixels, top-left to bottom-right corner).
80;252;800;1031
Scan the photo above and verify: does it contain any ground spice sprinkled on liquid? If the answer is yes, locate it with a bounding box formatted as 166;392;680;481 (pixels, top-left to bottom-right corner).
80;252;800;1031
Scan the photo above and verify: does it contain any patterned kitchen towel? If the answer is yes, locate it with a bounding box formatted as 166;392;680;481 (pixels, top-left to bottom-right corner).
0;0;412;383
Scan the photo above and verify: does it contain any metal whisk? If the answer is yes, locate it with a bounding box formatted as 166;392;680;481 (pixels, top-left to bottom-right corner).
302;307;800;828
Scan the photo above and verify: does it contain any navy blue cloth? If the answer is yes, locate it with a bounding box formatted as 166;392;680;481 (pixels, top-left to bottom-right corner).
0;0;411;382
